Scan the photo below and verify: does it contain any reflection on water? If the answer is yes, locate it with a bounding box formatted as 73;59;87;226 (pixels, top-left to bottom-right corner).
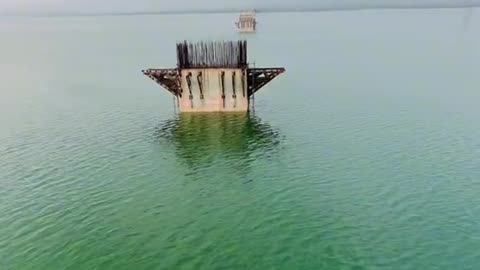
154;113;282;170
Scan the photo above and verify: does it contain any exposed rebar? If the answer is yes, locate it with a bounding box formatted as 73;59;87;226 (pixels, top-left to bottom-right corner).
176;41;248;69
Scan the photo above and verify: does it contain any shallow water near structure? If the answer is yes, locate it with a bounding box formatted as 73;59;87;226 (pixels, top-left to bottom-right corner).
1;8;480;269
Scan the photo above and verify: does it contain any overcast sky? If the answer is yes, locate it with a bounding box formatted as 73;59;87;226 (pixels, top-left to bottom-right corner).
1;0;479;15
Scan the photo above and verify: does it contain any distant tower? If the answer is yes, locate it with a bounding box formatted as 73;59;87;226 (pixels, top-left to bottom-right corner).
142;41;285;112
235;10;256;33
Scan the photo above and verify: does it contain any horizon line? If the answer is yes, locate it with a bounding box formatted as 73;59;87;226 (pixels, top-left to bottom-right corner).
1;4;479;18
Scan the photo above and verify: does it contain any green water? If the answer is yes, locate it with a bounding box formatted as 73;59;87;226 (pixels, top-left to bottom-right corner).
1;8;480;270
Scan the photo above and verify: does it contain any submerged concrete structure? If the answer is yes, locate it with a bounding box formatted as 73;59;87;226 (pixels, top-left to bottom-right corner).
142;41;285;112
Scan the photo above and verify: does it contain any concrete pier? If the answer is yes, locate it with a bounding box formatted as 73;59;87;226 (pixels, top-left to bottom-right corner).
178;68;248;112
236;11;256;33
142;41;284;112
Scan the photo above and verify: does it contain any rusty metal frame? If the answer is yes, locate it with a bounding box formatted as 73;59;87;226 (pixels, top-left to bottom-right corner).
142;69;181;97
142;67;286;103
247;68;285;97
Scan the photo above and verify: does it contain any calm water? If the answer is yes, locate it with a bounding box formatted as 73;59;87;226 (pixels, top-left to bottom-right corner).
1;8;480;270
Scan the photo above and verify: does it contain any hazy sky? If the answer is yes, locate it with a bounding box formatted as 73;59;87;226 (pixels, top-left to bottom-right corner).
1;0;479;14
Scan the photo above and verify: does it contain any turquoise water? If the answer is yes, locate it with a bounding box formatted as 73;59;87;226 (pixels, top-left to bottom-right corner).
1;8;480;269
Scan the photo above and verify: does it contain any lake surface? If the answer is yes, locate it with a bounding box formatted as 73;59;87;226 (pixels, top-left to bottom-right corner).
1;8;480;270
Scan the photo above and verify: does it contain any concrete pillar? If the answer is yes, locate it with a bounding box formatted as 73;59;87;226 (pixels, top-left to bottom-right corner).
178;68;248;112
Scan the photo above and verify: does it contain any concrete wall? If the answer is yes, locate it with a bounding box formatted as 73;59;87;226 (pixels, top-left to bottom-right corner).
238;18;255;33
178;68;249;112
